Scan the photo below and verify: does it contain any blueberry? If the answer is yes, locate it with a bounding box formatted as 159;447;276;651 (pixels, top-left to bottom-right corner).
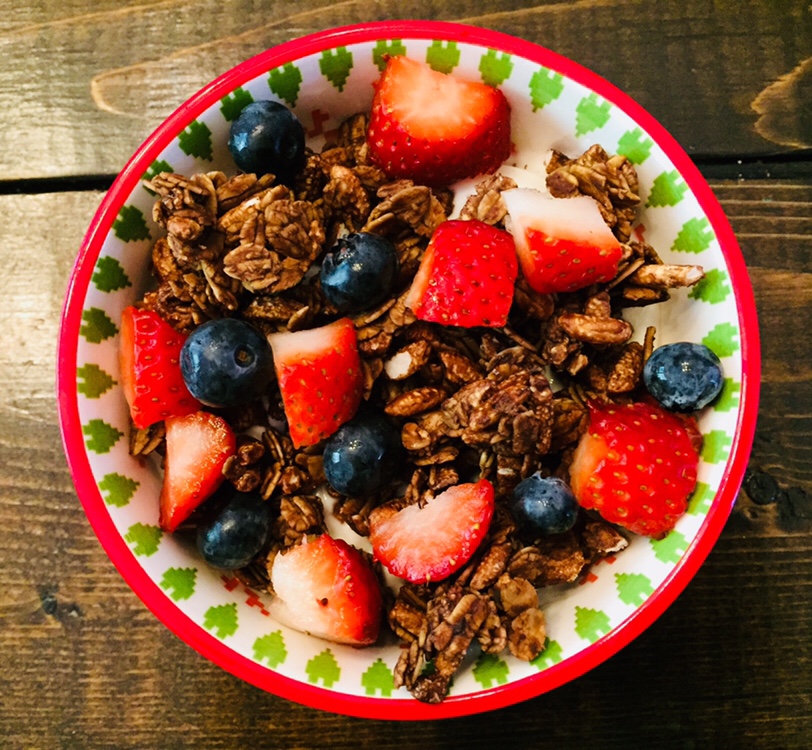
323;410;402;496
643;342;724;412
181;318;273;407
196;490;272;569
509;474;579;536
319;233;399;314
227;101;305;182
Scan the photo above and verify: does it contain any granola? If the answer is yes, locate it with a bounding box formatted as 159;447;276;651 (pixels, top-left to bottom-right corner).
131;111;705;703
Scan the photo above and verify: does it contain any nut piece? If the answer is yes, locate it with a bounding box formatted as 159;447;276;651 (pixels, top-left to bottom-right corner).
385;387;447;417
508;607;547;661
558;312;633;345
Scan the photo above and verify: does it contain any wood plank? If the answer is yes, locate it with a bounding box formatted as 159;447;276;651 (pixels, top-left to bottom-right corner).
0;181;809;746
0;0;809;181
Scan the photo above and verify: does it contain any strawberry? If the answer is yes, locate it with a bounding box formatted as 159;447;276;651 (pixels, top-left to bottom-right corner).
368;479;495;584
267;317;364;448
269;534;383;646
366;56;511;186
119;306;201;429
569;401;700;538
405;219;518;328
502;189;623;294
159;411;236;532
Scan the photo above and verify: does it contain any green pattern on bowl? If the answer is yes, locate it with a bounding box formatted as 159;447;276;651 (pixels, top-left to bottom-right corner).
71;35;745;704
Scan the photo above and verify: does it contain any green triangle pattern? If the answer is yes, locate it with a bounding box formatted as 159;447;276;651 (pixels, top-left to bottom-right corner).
479;49;513;87
82;419;122;454
306;649;341;687
124;522;162;557
574;606;611;642
361;658;395;696
112;205;151;243
651;530;688;564
253;631;288;668
615;572;654;606
77;363;116;398
672;216;714;254
472;653;510;688
646;170;688;207
203;603;239;638
529;67;564;111
178;121;213;161
617;127;653;164
80;307;118;344
372;39;406;71
98;472;138;507
319;48;353;92
689;268;731;304
713;378;741;413
575;93;612;137
702;322;740;358
531;638;563;670
268;63;303;107
92;256;131;292
426;40;460;74
144;159;174;183
687;481;714;515
701;430;732;464
160;567;197;601
220;87;254;121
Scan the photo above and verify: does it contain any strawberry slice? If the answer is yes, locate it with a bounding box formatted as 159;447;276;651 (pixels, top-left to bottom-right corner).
367;56;511;186
269;534;383;646
368;479;495;584
405;219;518;328
569;401;700;538
502;189;623;294
268;318;364;448
159;411;236;532
119;306;201;429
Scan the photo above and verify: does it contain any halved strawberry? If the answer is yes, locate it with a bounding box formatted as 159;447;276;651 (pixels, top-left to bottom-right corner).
405;219;518;328
269;534;383;646
367;56;511;186
267;318;363;448
569;401;699;538
368;479;495;584
502;189;623;294
119;306;201;429
159;411;236;532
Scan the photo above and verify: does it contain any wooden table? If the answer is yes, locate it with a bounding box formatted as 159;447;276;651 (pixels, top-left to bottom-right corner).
2;2;810;747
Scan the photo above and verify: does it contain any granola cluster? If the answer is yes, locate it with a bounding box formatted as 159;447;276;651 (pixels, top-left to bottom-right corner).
132;114;704;703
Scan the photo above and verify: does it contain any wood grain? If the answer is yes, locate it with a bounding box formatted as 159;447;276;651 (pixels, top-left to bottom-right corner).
0;0;810;181
0;179;809;746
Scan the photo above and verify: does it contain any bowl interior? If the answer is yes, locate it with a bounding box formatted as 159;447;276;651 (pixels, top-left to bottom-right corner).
59;22;757;719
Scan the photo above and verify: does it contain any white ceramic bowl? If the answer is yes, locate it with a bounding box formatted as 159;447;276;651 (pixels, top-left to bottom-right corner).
57;21;760;719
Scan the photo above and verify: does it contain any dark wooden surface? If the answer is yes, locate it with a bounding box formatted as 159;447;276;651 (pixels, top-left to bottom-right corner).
1;2;810;748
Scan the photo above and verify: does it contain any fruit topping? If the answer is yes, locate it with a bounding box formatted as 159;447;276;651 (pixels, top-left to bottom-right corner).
267;317;363;447
227;100;306;182
368;479;495;584
405;219;518;328
319;232;399;314
119;306;202;429
569;401;700;538
180;318;274;408
367;56;511;186
196;488;273;569
323;410;403;497
159;411;236;533
502;189;623;294
509;474;579;536
643;342;724;412
269;534;383;646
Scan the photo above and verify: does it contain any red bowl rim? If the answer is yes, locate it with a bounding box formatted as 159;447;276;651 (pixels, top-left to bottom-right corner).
57;19;761;720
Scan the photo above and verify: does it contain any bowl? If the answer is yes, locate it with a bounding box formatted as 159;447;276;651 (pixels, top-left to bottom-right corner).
57;20;760;719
